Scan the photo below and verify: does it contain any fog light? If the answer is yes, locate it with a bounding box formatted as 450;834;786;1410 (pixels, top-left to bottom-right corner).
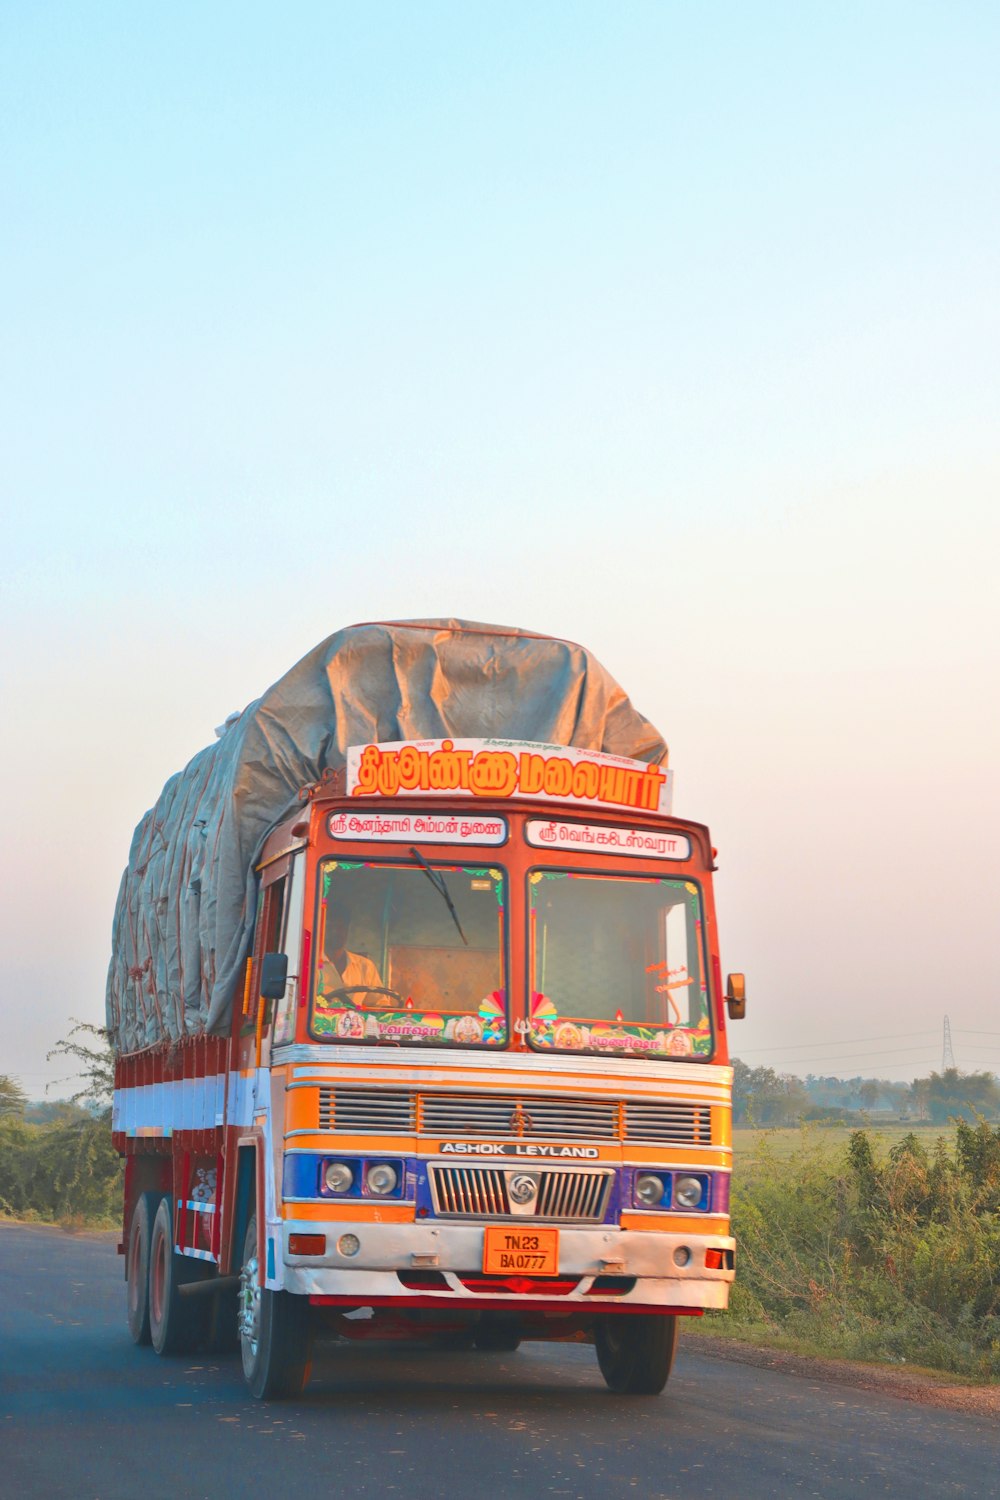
366;1163;399;1196
324;1161;354;1194
635;1173;666;1206
674;1245;692;1267
674;1174;705;1209
509;1173;539;1205
337;1233;361;1258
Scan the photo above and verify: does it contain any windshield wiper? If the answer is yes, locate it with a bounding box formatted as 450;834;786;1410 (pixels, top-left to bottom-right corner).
409;847;468;946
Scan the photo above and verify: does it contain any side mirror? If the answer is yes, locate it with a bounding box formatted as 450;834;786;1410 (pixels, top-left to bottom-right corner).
725;972;746;1021
260;951;289;1001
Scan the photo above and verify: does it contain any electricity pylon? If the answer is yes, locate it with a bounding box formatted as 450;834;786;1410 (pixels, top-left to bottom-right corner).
942;1015;956;1070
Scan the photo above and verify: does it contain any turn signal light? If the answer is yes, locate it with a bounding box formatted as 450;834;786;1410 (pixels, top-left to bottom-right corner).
289;1234;326;1256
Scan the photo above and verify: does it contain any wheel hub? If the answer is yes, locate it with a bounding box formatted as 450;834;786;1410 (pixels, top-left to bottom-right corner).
239;1254;261;1354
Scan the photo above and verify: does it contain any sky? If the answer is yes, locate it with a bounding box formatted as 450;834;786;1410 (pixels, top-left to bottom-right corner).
2;2;998;1095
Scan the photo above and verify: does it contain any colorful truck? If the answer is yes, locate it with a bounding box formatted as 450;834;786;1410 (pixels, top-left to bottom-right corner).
109;620;744;1398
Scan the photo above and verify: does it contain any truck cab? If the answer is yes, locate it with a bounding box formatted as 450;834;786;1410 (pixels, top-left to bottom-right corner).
228;740;737;1395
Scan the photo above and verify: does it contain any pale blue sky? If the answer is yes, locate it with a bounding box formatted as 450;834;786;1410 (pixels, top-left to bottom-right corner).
2;4;998;1090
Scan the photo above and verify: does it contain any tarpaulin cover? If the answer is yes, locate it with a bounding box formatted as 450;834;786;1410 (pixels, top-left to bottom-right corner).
106;619;667;1054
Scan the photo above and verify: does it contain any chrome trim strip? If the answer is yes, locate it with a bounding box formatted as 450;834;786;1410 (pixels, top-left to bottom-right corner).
280;1195;414;1205
277;1044;732;1087
283;1078;729;1108
429;1162;615;1223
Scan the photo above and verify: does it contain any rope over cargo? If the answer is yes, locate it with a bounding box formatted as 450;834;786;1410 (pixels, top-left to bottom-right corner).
106;619;668;1054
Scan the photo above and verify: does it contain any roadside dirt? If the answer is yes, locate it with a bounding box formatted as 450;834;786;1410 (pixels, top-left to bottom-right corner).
690;1331;1000;1417
0;1217;118;1242
3;1219;996;1413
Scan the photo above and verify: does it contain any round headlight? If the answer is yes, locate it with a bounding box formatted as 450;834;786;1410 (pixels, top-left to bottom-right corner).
635;1173;666;1206
324;1161;354;1194
674;1175;704;1209
508;1173;539;1205
366;1163;399;1196
337;1233;361;1258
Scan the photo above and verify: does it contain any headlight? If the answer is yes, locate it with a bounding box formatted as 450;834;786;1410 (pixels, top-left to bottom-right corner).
635;1173;666;1206
366;1163;399;1196
674;1174;706;1209
323;1161;354;1194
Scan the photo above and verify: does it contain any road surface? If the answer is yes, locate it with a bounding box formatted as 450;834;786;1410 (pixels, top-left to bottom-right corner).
2;1223;996;1499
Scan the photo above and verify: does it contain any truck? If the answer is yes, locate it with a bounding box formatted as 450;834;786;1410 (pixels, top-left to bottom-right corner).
109;618;744;1398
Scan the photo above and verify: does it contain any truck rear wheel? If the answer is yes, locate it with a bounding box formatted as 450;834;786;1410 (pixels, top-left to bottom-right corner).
126;1191;160;1345
473;1316;522;1352
148;1197;203;1354
595;1314;677;1395
239;1215;313;1400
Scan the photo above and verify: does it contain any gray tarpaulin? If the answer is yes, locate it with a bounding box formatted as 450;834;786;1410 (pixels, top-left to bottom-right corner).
106;619;667;1054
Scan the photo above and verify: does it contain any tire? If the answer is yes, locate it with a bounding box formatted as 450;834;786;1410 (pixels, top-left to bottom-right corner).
239;1215;313;1400
148;1197;204;1355
594;1314;678;1395
125;1191;160;1345
473;1317;521;1353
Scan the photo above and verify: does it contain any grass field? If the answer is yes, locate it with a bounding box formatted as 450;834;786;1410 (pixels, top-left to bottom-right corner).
731;1128;965;1182
711;1119;1000;1381
732;1121;959;1167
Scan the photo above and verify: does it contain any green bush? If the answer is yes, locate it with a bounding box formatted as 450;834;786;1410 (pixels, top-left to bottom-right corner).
0;1114;122;1227
709;1123;1000;1380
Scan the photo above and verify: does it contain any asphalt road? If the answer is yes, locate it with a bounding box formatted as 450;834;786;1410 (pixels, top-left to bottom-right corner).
2;1223;997;1500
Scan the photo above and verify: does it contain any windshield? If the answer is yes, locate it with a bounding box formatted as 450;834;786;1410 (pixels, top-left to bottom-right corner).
528;870;711;1059
311;858;507;1047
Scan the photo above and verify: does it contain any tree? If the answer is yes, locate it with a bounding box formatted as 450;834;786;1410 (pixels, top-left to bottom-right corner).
732;1059;809;1125
910;1068;1000;1125
858;1081;881;1112
46;1022;114;1120
909;1075;931;1121
0;1075;28;1120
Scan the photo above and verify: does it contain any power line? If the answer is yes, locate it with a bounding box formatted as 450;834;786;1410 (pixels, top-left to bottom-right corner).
738;1031;938;1055
773;1055;941;1069
743;1046;947;1063
740;1045;944;1061
740;1045;1000;1065
743;1052;1000;1073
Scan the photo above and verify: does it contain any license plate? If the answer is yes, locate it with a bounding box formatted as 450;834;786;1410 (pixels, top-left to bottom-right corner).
483;1226;560;1276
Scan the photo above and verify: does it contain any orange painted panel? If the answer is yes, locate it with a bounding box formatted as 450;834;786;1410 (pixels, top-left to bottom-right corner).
280;1201;415;1223
284;1088;320;1132
619;1212;730;1234
711;1106;732;1149
622;1145;725;1168
286;1133;417;1152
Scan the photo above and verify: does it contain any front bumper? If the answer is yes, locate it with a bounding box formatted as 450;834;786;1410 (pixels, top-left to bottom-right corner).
279;1220;735;1308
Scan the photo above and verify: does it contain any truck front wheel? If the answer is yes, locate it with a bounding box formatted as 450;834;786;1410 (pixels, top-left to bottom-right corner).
594;1314;677;1395
239;1215;312;1400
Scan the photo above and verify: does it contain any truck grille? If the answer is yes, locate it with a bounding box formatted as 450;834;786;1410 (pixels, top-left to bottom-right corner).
314;1089;712;1146
430;1165;613;1222
624;1101;711;1143
318;1088;416;1133
421;1093;618;1139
